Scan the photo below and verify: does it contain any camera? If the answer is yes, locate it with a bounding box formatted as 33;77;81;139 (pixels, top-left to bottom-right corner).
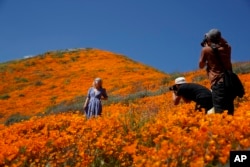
200;34;209;47
169;85;177;91
200;37;207;47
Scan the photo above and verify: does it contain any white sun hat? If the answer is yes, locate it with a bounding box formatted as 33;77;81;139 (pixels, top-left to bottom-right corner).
175;77;186;85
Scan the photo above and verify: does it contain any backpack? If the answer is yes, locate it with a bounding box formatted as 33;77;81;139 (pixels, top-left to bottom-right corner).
223;70;245;98
212;46;245;98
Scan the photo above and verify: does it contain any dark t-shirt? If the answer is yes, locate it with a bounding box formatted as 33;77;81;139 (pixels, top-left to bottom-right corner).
176;83;212;102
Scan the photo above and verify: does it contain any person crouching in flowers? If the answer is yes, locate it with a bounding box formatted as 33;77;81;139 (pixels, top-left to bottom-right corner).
83;78;108;118
170;77;213;114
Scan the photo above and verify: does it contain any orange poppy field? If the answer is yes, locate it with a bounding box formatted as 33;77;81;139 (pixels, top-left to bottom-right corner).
0;48;249;166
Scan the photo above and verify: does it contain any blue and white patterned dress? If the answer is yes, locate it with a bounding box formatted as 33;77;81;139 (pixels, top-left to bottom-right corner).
85;87;108;118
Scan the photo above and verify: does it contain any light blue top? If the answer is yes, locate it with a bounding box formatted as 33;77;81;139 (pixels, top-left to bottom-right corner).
85;87;107;118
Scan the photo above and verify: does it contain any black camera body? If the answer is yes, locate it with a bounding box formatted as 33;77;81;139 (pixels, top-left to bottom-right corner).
169;85;178;91
201;38;207;47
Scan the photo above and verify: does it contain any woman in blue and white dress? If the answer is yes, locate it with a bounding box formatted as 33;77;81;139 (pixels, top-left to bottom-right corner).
83;78;108;118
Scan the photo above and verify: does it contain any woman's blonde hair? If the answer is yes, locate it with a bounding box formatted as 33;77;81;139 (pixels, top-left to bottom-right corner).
94;77;103;87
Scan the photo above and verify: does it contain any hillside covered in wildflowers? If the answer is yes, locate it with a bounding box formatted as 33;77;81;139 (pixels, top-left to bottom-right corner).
0;48;249;166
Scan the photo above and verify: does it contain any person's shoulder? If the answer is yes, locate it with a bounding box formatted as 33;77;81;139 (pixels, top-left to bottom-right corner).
188;83;204;88
202;46;213;53
185;83;198;88
191;83;210;90
220;43;231;50
189;82;202;86
101;87;107;91
88;87;94;91
188;83;199;86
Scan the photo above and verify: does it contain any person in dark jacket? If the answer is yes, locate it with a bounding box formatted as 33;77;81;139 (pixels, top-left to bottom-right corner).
171;77;213;113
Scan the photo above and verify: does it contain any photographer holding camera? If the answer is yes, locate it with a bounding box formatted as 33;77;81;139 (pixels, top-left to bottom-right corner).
199;28;234;115
170;77;213;113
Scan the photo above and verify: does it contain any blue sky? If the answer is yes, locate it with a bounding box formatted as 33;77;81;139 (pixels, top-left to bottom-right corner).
0;0;250;73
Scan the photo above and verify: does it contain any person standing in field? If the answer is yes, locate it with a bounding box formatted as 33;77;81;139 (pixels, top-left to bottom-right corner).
83;78;108;118
199;28;234;115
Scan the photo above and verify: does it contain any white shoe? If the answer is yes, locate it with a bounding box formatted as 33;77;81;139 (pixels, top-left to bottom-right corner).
207;107;215;114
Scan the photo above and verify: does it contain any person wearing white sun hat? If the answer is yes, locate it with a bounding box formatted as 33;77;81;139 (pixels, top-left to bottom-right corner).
170;77;213;113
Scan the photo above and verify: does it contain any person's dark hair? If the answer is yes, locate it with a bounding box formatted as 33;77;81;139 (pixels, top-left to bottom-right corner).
206;29;221;44
201;29;221;46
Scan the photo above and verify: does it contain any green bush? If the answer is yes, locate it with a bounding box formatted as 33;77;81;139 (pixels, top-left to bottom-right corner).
15;77;28;83
43;96;85;115
0;62;9;72
192;74;207;83
233;62;250;74
24;61;36;67
5;113;31;126
52;51;65;58
168;72;183;83
35;81;44;86
0;94;10;100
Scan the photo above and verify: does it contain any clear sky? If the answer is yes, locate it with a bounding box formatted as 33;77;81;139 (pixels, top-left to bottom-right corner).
0;0;250;73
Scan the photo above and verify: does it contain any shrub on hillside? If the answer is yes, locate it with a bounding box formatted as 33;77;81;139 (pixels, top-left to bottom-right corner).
43;96;85;115
192;74;207;83
233;62;250;74
4;113;30;126
0;94;10;100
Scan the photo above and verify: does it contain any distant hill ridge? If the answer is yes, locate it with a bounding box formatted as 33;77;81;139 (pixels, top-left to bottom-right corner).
0;48;168;122
1;48;249;124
